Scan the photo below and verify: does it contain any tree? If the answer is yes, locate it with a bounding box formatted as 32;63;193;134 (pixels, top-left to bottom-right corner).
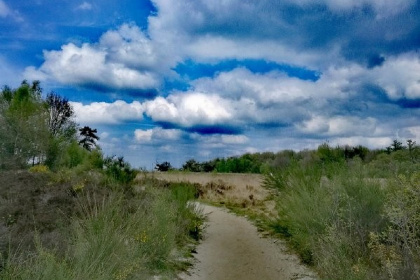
389;139;405;152
407;139;417;162
45;92;76;137
182;159;201;172
78;126;100;151
155;161;172;172
0;81;49;168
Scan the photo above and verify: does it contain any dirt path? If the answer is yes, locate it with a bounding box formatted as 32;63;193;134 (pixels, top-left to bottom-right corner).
148;172;317;280
179;204;317;280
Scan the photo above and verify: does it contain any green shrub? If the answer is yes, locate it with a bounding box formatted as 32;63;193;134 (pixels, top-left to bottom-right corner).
267;160;391;278
59;141;89;168
103;156;137;186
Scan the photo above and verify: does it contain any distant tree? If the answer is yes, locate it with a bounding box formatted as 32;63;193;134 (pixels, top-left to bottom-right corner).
407;139;416;151
45;92;76;137
182;159;201;172
201;160;216;172
155;161;172;172
406;139;417;162
388;139;405;152
79;126;100;151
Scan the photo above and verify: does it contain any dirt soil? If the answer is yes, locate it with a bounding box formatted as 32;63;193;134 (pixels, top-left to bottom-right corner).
151;172;317;280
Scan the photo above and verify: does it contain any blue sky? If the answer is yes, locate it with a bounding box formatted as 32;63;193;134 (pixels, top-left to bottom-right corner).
1;0;420;168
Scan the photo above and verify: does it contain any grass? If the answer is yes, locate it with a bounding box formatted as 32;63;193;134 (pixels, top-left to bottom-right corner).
265;158;420;280
0;171;204;280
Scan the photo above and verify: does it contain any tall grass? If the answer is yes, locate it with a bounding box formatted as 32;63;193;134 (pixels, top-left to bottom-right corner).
0;180;203;280
266;158;420;279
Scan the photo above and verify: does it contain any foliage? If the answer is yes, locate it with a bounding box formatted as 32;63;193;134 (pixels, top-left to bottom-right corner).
45;92;76;138
28;164;49;173
0;81;50;168
265;142;420;279
78;126;100;151
155;161;172;172
103;156;137;185
182;159;202;172
0;81;81;170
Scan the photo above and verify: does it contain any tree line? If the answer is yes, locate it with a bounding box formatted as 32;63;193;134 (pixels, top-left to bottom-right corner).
0;81;100;170
156;140;419;173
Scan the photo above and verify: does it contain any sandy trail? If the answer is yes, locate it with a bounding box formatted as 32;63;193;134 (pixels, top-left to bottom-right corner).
180;204;317;280
148;172;316;279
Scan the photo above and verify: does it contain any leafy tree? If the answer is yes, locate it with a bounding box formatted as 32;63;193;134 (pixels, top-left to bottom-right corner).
78;126;100;151
0;81;49;168
182;159;202;172
389;139;405;152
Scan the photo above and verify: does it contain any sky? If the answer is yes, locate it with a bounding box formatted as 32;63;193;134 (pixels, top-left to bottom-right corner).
1;0;420;169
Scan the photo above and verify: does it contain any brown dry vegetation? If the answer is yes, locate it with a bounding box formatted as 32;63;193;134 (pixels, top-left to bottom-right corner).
148;172;278;230
0;170;111;260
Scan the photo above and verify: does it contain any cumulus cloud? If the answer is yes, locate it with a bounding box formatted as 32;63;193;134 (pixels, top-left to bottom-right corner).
70;100;144;125
144;92;232;127
149;0;420;68
369;53;420;100
134;127;181;143
24;24;160;93
297;116;378;137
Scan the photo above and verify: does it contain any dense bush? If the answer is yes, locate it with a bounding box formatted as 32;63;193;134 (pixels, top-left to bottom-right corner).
103;156;137;185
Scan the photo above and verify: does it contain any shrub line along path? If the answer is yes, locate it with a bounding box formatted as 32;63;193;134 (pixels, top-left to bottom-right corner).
152;173;317;280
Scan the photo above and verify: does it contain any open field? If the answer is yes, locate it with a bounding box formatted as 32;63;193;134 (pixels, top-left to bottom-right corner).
146;172;275;217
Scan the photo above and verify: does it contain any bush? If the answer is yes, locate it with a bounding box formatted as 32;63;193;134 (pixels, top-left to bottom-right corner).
103;156;137;186
28;165;49;173
267;159;392;278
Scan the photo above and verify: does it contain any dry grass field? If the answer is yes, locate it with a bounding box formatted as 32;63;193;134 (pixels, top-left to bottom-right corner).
145;172;277;223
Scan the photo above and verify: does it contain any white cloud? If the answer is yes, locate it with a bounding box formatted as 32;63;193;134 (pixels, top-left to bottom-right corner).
134;129;153;142
134;127;181;143
70;100;144;125
297;116;378;137
147;0;342;70
370;53;420;100
77;2;92;10
329;136;393;149
144;92;232;127
24;24;160;92
99;24;160;70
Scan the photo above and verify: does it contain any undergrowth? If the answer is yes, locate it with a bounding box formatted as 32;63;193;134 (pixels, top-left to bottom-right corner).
0;171;204;280
265;157;420;280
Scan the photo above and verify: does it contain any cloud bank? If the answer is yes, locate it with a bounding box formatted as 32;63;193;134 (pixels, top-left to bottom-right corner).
14;0;420;166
